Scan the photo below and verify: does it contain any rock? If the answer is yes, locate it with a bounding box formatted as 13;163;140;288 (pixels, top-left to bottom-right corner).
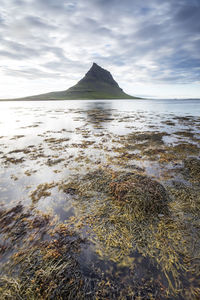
158;214;165;218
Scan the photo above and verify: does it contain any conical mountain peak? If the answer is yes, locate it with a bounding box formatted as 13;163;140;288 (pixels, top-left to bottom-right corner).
80;63;120;88
10;63;137;100
90;62;106;72
92;62;100;68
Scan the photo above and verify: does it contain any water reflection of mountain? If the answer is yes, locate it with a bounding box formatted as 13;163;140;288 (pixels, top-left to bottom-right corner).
84;101;115;128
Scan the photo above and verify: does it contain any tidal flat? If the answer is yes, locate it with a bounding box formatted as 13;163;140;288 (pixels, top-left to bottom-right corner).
0;99;200;299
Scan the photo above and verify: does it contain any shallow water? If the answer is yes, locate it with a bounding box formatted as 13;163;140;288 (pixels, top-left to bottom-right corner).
0;99;200;299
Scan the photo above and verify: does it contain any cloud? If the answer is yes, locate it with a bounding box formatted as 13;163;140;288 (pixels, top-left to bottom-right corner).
0;0;200;98
3;66;62;79
24;15;57;30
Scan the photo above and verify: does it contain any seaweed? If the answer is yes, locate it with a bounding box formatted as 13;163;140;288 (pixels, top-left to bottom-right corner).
181;157;200;183
58;168;200;298
44;138;70;144
3;156;25;165
0;205;88;300
109;172;169;217
162;120;176;126
170;184;200;215
9;148;31;154
174;131;195;138
127;131;168;145
10;135;25;140
46;158;65;166
29;182;56;203
0;108;200;299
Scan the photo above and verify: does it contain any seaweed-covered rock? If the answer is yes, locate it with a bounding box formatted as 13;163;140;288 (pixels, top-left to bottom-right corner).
127;131;168;145
109;173;169;217
62;170;169;218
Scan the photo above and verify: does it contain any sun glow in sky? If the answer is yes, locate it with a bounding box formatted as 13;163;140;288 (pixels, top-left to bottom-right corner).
0;0;200;99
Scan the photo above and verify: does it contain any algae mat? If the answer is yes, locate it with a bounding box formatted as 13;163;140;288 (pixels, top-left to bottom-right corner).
0;99;200;299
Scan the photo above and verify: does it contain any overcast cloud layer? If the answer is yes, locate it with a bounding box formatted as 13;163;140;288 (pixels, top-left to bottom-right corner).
0;0;200;98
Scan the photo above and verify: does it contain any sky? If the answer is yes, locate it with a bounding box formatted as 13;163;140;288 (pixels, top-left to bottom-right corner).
0;0;200;99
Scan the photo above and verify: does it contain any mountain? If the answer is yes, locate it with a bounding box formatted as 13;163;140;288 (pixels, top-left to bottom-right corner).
3;63;138;100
